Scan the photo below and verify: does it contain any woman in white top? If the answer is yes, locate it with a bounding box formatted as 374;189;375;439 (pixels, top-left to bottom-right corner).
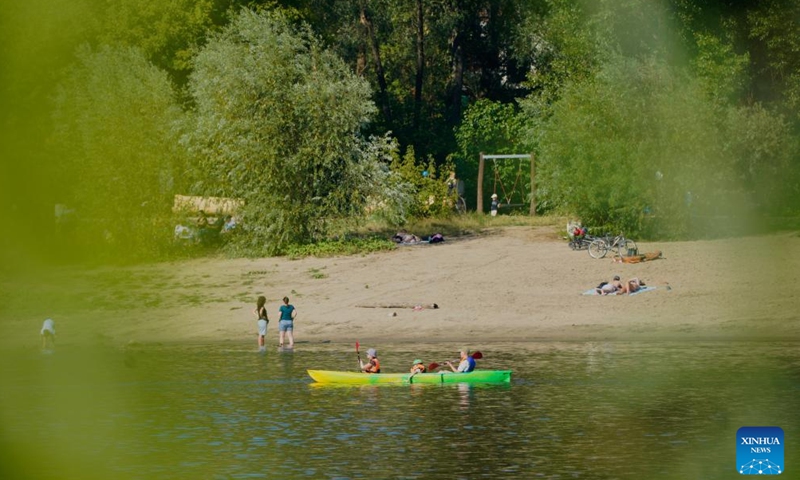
41;318;56;349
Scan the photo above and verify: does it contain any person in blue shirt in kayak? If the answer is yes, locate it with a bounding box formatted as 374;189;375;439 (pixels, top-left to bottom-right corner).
277;296;297;348
445;348;476;373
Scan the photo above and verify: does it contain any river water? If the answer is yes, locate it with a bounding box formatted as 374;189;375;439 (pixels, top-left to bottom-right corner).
1;341;797;479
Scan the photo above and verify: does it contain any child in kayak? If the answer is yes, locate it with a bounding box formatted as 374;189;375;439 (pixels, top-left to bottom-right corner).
360;348;381;373
410;359;427;374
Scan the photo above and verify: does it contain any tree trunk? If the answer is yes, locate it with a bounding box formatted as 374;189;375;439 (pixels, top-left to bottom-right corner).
413;0;425;130
359;1;392;123
356;44;367;77
450;30;464;125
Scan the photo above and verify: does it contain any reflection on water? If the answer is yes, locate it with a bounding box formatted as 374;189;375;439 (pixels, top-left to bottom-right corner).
0;341;798;479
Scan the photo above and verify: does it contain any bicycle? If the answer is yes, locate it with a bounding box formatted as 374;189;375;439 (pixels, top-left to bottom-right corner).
455;194;467;214
569;233;598;251
588;234;637;259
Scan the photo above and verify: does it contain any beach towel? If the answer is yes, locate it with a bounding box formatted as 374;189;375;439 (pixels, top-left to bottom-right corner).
582;286;657;296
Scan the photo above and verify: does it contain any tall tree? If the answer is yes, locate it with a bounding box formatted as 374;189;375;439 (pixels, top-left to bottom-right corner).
185;9;402;251
359;1;392;123
414;0;425;130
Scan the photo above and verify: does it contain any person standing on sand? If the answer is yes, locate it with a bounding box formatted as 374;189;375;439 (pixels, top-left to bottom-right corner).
278;296;297;348
41;318;56;350
253;296;269;351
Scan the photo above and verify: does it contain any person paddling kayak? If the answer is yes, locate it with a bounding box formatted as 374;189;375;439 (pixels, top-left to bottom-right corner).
360;348;381;373
410;359;427;374
444;348;476;373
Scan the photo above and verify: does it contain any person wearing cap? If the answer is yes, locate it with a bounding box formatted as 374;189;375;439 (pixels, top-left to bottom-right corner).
410;359;427;374
360;348;381;373
41;318;56;350
490;193;499;217
445;348;476;373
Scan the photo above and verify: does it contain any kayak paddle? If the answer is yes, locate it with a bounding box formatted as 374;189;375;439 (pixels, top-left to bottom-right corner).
355;341;361;370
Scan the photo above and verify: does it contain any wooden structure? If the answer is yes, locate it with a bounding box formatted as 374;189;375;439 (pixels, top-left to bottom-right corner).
172;195;243;215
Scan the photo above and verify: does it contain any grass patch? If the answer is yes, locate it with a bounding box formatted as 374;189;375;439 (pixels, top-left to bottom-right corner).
282;237;395;259
243;270;271;276
307;267;328;279
354;212;565;241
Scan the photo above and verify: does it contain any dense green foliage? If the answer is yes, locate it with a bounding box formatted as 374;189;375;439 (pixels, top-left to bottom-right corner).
452;99;529;212
51;44;186;260
5;0;800;264
184;10;406;254
519;1;799;237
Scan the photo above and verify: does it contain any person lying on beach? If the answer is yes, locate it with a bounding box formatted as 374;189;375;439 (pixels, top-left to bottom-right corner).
618;278;645;295
596;276;624;295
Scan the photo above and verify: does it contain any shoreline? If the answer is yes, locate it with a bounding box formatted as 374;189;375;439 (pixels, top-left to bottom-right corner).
3;226;800;348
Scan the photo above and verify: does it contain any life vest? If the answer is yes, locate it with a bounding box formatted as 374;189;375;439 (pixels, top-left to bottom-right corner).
365;358;381;374
463;356;476;373
410;364;427;374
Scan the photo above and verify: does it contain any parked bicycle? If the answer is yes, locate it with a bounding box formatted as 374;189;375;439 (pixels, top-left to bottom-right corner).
569;235;593;250
588;233;638;259
567;223;593;250
568;231;599;251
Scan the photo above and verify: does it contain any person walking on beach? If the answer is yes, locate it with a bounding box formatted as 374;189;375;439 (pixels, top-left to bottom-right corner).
253;296;269;351
278;296;296;348
41;318;56;350
360;348;381;373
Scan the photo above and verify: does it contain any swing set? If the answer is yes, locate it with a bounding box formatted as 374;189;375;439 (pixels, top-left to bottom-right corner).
476;153;536;216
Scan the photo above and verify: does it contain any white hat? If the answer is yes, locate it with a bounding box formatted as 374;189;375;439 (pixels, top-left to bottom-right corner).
491;193;498;199
367;348;377;357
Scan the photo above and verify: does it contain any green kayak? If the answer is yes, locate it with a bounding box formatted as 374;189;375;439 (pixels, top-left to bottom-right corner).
307;369;512;385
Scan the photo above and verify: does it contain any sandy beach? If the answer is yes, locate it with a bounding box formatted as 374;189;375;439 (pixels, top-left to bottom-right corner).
5;226;800;348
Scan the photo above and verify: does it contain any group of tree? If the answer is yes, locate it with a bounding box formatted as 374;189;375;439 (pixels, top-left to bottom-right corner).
6;0;799;261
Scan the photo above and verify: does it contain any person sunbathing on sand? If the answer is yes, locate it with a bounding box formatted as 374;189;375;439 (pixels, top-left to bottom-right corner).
619;278;645;294
596;276;624;295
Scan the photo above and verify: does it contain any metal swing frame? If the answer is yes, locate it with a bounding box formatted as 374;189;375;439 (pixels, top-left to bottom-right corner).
477;153;536;216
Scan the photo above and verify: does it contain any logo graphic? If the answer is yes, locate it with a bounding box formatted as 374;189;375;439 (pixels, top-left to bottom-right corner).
737;426;784;475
